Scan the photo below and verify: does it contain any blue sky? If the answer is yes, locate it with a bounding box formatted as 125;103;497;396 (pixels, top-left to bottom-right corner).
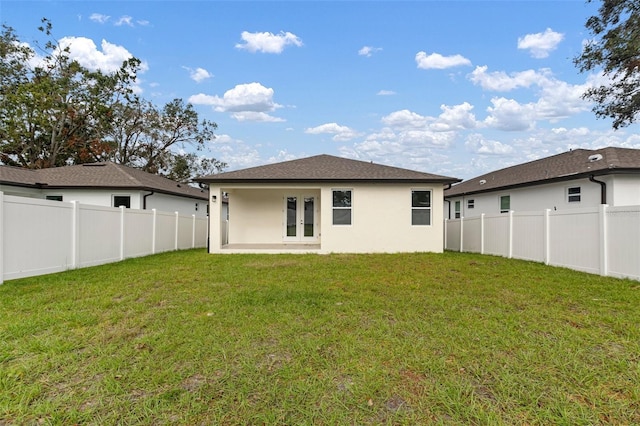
3;0;640;179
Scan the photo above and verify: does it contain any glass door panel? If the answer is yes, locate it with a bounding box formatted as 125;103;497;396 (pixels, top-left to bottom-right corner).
286;197;297;237
304;197;314;237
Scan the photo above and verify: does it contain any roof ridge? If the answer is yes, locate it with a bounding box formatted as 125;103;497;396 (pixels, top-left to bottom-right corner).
108;162;144;186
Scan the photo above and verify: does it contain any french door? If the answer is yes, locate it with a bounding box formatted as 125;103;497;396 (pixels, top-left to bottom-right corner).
284;194;317;242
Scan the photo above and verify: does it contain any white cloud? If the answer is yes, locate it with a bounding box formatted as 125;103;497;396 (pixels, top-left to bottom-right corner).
305;123;362;141
184;66;212;83
465;133;514;155
377;90;396;96
56;36;149;74
358;46;382;57
484;97;537;131
433;102;479;131
415;51;471;70
518;28;564;58
381;110;431;128
469;65;548;91
89;13;110;24
189;82;284;122
115;16;134;27
235;31;303;54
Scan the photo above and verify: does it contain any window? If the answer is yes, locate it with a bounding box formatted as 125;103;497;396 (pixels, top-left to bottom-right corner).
46;195;63;201
411;190;431;225
500;195;510;213
567;186;581;203
454;201;461;219
467;199;475;209
332;189;352;225
113;195;131;208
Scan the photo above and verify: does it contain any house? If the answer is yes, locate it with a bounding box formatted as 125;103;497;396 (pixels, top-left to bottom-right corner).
444;147;640;219
197;154;460;254
0;162;212;217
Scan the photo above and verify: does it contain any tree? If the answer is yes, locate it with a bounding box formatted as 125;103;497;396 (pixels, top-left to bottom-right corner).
0;18;226;181
166;153;227;184
574;0;640;129
0;19;139;168
104;97;219;177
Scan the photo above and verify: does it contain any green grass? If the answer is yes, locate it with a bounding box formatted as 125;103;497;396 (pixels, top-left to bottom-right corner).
1;250;639;425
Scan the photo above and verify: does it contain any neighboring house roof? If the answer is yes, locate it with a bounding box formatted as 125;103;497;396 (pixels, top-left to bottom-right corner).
445;147;640;197
197;154;460;184
0;162;208;200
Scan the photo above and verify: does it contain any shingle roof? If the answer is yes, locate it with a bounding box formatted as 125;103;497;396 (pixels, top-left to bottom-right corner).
0;162;208;200
445;147;640;197
197;154;460;184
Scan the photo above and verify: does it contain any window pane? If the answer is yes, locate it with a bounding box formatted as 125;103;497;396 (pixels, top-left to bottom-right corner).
287;197;297;237
568;187;581;194
412;191;431;207
46;195;63;201
333;209;351;225
333;190;351;208
412;209;431;225
304;197;314;237
500;195;510;211
114;196;131;208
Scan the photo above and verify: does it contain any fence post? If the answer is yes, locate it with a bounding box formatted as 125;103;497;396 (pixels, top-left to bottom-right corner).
599;204;609;277
151;209;157;254
459;216;464;252
444;218;448;250
192;214;196;248
508;210;514;258
0;191;4;285
544;209;550;265
120;206;125;261
71;201;80;269
175;212;179;250
480;214;485;254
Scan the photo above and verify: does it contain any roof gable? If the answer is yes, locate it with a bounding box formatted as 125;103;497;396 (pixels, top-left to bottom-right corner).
0;162;208;200
445;147;640;197
198;154;460;184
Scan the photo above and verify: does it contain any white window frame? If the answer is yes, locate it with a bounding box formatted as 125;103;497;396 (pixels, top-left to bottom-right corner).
332;189;352;226
467;199;475;209
567;186;581;203
500;195;510;213
454;200;461;219
411;189;432;226
113;195;131;208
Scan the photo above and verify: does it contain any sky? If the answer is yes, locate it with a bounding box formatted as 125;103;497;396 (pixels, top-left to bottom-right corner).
3;0;640;180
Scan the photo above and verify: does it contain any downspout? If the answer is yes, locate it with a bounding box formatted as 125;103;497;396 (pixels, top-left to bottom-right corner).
443;183;453;219
143;191;155;210
589;175;607;204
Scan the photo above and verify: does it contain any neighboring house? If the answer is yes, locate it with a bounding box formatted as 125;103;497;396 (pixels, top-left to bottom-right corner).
197;154;460;254
0;162;212;218
444;147;640;219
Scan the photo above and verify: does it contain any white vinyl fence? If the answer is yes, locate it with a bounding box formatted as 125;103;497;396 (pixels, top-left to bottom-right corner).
0;192;208;283
445;204;640;281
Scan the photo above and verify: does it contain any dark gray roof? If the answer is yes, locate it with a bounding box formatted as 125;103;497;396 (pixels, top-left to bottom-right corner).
445;147;640;197
0;162;208;200
197;154;460;184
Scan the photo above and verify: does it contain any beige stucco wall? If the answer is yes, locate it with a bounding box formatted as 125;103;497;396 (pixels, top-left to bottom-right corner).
320;183;444;253
208;183;445;253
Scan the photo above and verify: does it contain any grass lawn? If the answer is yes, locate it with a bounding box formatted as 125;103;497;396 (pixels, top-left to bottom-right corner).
1;250;639;425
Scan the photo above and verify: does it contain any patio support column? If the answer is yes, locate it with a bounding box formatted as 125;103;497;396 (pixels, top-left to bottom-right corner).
209;186;223;253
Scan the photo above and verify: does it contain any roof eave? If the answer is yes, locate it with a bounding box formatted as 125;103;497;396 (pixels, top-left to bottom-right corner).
444;167;638;198
197;177;461;185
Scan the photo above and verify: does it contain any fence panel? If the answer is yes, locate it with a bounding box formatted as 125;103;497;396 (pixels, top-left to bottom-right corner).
195;218;208;247
78;204;122;268
445;219;461;251
177;215;193;249
607;206;640;280
3;196;74;280
123;208;154;258
512;211;545;262
483;215;510;257
462;216;482;253
548;208;600;274
154;211;177;253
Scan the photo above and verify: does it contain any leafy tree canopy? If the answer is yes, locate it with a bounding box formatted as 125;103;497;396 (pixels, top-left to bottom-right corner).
574;0;640;129
0;18;225;181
